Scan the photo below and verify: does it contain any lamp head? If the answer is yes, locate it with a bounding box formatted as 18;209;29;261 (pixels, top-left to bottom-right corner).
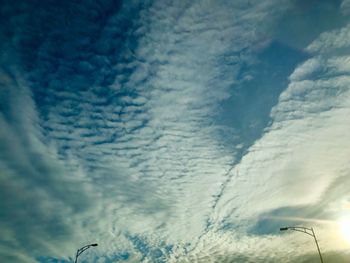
280;227;288;231
91;243;98;247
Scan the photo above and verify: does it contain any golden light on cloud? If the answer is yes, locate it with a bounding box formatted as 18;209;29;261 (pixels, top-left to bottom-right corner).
339;216;350;244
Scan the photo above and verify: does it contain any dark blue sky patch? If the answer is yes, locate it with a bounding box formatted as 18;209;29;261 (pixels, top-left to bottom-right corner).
36;256;71;263
273;0;347;49
108;251;130;261
126;234;173;263
3;0;145;118
217;40;308;155
249;205;334;236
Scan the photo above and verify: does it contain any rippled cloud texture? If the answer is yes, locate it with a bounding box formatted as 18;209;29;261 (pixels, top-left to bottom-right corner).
1;0;350;262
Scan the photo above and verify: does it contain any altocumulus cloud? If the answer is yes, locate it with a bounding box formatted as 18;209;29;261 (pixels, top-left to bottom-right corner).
1;0;350;262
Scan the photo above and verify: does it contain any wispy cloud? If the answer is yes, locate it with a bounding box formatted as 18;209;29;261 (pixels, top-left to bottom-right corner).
1;0;350;262
209;21;350;262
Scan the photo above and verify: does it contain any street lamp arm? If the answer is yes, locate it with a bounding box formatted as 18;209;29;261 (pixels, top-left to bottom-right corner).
284;227;314;237
75;243;98;263
77;245;94;255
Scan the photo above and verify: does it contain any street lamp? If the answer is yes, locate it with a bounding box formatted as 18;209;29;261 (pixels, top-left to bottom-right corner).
280;226;323;263
74;243;98;263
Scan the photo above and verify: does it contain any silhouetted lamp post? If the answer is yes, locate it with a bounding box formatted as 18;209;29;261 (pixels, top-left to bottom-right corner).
74;243;98;263
280;226;323;263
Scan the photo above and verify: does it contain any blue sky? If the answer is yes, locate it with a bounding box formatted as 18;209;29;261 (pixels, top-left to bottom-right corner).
1;0;350;262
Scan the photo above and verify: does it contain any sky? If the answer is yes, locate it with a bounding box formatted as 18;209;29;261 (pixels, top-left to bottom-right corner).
1;0;350;262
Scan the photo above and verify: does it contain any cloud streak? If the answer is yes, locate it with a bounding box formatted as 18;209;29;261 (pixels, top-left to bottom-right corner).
1;0;350;262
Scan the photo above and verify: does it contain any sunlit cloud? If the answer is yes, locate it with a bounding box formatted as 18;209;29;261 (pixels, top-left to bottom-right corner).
1;0;350;262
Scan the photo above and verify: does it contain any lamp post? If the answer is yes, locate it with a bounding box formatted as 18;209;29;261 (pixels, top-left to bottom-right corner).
280;226;323;263
74;243;98;263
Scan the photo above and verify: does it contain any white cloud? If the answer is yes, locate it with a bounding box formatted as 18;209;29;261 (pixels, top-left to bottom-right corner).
7;1;350;263
341;0;350;15
307;23;350;54
203;22;350;262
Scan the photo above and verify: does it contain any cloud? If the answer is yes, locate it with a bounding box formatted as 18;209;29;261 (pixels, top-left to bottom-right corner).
2;0;350;262
0;66;85;261
341;0;350;14
306;23;350;55
206;21;350;261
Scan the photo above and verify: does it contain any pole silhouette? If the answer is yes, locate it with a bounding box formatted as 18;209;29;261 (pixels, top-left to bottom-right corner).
280;226;323;263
